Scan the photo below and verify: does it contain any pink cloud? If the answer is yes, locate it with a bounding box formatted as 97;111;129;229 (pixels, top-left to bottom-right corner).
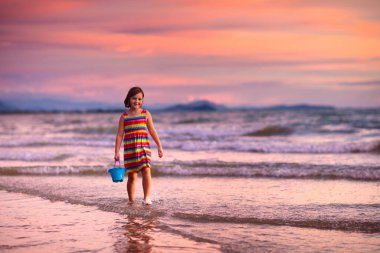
1;0;379;107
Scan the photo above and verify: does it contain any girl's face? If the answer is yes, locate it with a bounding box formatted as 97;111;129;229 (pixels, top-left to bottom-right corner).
129;92;143;110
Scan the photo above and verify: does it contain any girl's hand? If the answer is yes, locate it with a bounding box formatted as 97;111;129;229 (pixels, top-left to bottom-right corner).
114;153;120;161
158;147;163;158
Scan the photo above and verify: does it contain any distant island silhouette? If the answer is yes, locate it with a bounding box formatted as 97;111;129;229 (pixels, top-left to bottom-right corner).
160;100;334;112
0;97;337;113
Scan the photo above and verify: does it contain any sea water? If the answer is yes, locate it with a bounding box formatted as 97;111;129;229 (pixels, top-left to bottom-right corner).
0;108;379;252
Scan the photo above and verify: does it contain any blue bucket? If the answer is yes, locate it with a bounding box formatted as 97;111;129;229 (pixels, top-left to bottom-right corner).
108;161;125;183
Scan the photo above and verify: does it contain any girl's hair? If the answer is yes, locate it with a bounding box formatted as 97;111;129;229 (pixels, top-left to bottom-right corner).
124;87;145;108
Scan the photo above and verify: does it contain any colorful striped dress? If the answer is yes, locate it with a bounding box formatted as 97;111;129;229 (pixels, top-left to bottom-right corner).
123;109;152;173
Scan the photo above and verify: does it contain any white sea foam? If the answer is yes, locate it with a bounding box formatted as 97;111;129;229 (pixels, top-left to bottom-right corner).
153;160;380;181
164;138;378;153
2;161;378;181
0;165;106;175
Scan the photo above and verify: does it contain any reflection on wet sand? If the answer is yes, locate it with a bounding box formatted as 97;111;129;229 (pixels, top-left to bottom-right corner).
116;217;158;253
112;207;221;253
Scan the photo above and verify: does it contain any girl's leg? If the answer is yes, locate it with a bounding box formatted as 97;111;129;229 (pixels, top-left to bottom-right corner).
142;167;152;201
127;172;138;202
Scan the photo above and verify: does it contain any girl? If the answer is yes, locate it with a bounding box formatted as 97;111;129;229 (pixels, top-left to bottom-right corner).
114;87;163;205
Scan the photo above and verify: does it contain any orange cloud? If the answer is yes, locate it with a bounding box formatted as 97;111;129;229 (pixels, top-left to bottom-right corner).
1;0;379;107
0;0;85;21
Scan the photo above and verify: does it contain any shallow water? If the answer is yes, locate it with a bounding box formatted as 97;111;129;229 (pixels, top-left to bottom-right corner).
0;176;379;252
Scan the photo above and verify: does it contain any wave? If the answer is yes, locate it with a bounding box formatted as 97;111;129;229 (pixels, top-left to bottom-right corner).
243;126;293;136
317;124;357;134
173;212;380;233
1;140;377;154
165;139;380;154
174;118;215;124
60;126;117;134
1;140;378;154
2;161;379;181
371;141;380;152
0;153;73;162
0;140;112;148
0;166;107;175
153;160;380;181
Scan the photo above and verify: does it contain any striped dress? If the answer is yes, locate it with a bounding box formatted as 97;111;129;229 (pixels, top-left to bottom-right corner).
123;109;152;173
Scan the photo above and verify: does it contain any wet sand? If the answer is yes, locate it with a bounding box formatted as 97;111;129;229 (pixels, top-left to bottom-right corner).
0;190;220;252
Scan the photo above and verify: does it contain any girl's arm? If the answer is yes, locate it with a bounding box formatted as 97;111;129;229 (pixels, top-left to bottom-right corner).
114;114;124;161
146;110;163;158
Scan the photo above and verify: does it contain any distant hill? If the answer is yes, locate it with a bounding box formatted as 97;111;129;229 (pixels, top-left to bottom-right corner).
161;100;227;112
260;104;335;111
0;101;15;112
0;97;335;113
161;101;334;112
0;98;120;113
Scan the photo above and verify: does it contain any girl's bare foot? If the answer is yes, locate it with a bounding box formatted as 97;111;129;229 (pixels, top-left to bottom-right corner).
142;198;152;205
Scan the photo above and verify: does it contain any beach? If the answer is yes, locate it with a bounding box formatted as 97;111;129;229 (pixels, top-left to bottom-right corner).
0;109;379;252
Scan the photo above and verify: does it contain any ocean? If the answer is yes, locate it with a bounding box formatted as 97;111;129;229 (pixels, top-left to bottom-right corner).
0;108;379;252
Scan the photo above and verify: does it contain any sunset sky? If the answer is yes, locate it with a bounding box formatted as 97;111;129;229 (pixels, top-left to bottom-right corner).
1;0;380;108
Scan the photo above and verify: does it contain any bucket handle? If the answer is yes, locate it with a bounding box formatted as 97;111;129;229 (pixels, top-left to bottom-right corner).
114;160;121;168
108;160;122;173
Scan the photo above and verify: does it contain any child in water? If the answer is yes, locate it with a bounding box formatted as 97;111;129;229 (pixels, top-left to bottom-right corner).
114;87;163;205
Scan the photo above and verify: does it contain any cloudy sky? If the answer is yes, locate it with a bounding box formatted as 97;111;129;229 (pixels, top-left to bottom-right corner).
1;0;379;107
